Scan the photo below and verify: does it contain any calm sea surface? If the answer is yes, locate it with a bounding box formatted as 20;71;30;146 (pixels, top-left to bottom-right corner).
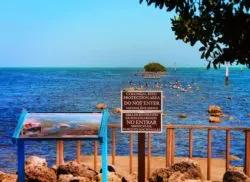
0;67;249;173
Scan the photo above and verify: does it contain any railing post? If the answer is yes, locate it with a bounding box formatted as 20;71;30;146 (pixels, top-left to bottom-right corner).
94;141;98;171
171;129;175;165
245;130;250;176
56;141;60;166
166;128;171;167
57;140;64;166
226;130;230;171
129;133;133;174
189;129;193;159
76;141;81;164
112;127;116;165
207;129;211;180
147;133;152;179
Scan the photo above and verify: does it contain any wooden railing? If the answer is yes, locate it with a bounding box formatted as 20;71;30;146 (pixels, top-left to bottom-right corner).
107;124;250;181
56;124;250;181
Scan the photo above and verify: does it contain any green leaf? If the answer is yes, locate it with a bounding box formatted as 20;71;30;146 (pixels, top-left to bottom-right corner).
201;52;205;59
205;50;211;59
216;44;222;52
213;62;218;69
199;47;206;51
207;61;211;70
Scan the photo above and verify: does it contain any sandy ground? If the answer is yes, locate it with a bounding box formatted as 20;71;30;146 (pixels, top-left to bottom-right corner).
80;155;239;182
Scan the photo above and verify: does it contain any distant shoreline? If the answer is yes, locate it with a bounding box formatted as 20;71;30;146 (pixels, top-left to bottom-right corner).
0;66;247;69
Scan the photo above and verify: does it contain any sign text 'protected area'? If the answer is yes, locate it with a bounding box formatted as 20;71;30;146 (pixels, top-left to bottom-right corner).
121;91;163;133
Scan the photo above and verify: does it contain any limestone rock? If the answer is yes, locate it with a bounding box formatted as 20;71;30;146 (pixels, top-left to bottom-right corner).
1;174;17;182
57;161;97;181
248;114;250;117
113;108;121;114
25;165;57;182
51;165;57;173
149;159;203;182
223;167;250;182
168;171;186;182
100;165;133;182
170;159;203;180
58;174;91;182
210;112;223;117
58;174;74;182
95;172;122;182
0;171;17;182
209;116;222;123
178;114;187;119
25;156;47;167
149;168;172;182
208;105;223;116
0;171;5;181
99;164;116;173
96;103;107;110
208;105;223;113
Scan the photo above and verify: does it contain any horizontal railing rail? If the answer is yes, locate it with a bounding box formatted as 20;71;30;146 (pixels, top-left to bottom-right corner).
107;123;250;181
56;124;250;181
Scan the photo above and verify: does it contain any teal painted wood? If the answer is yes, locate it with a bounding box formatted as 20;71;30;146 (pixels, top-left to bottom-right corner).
12;109;28;144
17;140;25;182
101;109;108;182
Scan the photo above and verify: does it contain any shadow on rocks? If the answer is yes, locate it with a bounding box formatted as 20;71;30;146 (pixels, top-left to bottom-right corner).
149;159;203;182
223;167;250;182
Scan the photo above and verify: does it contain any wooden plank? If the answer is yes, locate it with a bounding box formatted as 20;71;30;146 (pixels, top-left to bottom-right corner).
165;129;167;167
189;129;193;159
108;123;250;131
171;129;175;165
58;140;64;165
207;129;212;180
76;141;81;164
166;129;171;167
226;130;230;170
112;127;116;165
147;133;152;179
245;131;250;177
94;141;98;171
138;133;145;182
56;141;60;166
129;133;133;174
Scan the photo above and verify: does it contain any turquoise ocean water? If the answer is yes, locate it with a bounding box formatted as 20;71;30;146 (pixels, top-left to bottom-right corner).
0;67;249;173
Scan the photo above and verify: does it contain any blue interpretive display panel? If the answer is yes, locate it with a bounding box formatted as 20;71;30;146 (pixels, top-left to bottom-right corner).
19;113;102;138
12;109;109;182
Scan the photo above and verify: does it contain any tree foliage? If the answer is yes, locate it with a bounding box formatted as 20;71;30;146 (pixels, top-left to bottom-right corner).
144;62;167;72
140;0;250;68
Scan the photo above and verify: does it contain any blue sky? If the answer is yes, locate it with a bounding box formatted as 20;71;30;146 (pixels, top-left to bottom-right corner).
0;0;204;67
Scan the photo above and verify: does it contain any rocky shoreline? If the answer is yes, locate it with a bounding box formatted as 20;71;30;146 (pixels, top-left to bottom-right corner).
1;156;249;182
